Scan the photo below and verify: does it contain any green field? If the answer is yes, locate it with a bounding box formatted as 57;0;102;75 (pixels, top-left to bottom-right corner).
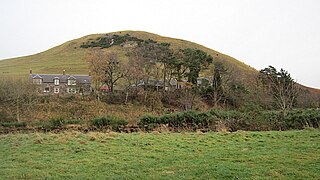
0;130;319;179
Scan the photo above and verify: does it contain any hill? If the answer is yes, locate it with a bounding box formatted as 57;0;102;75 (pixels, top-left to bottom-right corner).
0;31;256;77
0;30;319;96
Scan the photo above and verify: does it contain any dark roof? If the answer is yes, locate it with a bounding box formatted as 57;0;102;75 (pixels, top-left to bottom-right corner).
30;74;91;84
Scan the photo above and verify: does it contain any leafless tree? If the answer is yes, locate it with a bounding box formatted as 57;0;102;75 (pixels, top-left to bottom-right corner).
0;76;37;121
259;66;300;111
87;50;125;94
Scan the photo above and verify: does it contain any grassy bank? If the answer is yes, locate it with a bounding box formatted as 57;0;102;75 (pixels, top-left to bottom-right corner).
0;130;319;179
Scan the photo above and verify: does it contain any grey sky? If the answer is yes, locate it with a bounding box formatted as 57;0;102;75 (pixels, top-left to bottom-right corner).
1;0;319;88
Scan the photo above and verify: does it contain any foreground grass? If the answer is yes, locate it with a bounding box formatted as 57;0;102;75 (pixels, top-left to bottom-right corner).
0;130;319;179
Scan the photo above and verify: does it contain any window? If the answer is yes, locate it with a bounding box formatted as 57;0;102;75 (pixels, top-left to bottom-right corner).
54;87;59;94
44;87;50;93
68;79;76;85
33;79;42;85
67;88;77;94
54;78;59;85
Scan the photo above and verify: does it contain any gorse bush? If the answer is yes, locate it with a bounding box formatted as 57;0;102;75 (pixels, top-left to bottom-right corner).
92;116;128;131
92;117;110;128
38;118;84;130
50;118;65;128
80;34;144;48
1;109;318;132
0;121;27;128
139;109;320;132
139;111;218;131
284;109;320;129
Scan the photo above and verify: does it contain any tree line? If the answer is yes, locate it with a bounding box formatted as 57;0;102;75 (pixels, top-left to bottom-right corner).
85;35;319;112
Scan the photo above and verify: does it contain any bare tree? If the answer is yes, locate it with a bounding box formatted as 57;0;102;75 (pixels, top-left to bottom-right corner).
88;50;125;94
205;61;236;107
104;53;124;93
0;76;37;121
259;66;300;111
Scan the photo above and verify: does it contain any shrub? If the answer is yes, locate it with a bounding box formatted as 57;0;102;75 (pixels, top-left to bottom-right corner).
92;117;110;128
139;115;159;131
0;121;27;128
49;118;65;128
139;111;217;131
92;116;128;131
284;109;320;129
138;109;320;132
80;34;144;49
109;117;128;131
38;118;83;130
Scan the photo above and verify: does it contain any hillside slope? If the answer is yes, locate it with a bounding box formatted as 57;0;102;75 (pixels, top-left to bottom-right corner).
0;31;256;77
0;30;318;94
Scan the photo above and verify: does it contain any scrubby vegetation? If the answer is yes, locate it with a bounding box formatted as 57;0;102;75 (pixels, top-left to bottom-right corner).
37;118;84;130
91;116;128;131
80;34;144;48
139;109;320;132
0;121;27;128
1;105;318;133
0;75;319;133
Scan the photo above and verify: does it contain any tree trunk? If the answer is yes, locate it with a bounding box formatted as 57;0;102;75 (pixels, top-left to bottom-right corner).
125;91;129;104
163;63;167;91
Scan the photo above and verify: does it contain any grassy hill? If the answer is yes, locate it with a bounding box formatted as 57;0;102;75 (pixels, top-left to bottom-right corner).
0;31;256;77
1;30;319;95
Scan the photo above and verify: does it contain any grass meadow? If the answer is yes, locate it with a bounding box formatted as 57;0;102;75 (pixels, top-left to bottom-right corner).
0;129;319;179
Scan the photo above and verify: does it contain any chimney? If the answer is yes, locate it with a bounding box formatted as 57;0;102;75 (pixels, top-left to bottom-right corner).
29;69;32;74
63;70;66;75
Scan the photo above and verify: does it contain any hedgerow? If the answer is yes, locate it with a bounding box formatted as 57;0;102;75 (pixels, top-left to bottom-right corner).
139;109;320;132
1;109;318;133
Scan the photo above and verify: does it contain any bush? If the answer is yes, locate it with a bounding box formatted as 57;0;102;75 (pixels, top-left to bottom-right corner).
38;118;83;130
284;109;320;129
92;116;128;131
138;109;320;132
109;118;128;131
80;34;144;49
138;115;159;131
139;111;218;131
0;121;27;128
49;118;65;128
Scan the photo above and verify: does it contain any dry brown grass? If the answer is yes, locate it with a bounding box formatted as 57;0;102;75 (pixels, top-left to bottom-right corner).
16;96;149;124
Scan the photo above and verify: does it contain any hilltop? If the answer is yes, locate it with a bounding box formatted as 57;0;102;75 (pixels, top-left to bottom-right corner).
0;31;256;77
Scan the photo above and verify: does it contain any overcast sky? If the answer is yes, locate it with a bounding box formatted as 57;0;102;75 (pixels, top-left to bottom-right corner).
0;0;319;88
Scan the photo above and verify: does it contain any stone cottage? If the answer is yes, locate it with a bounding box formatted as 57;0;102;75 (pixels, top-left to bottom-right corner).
29;70;92;95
